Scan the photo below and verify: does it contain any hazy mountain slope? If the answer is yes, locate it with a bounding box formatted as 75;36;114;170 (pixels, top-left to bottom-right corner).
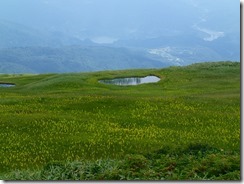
0;21;84;48
0;46;170;73
0;0;238;42
0;0;239;73
0;21;49;48
0;42;239;74
114;33;240;62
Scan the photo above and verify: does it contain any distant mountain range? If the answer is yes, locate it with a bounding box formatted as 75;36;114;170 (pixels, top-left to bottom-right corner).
0;21;85;48
0;46;171;73
0;20;240;74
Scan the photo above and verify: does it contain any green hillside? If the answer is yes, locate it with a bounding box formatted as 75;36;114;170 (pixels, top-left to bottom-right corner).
0;61;240;180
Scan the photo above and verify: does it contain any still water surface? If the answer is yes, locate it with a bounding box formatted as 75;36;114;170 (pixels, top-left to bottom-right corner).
99;76;160;86
0;83;15;87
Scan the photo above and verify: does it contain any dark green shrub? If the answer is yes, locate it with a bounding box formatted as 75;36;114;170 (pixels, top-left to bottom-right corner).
181;143;218;157
40;161;84;180
123;154;149;171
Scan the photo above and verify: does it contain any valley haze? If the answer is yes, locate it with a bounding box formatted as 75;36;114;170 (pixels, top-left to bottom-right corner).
0;0;240;73
0;0;241;180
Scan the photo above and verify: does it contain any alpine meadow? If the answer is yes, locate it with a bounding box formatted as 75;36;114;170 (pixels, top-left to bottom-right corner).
0;61;240;180
0;0;240;181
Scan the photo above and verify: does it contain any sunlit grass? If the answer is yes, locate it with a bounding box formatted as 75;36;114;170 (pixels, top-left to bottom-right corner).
0;61;240;180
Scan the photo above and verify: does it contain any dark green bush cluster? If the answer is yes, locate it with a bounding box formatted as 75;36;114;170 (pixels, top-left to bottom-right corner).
3;144;240;181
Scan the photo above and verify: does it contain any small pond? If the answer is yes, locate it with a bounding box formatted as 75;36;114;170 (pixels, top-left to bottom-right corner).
0;83;16;87
99;76;160;86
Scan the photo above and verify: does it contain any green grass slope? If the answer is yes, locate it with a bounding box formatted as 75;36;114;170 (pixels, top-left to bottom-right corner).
0;61;240;180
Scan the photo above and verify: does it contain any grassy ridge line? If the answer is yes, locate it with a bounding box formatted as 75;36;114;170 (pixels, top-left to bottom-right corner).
0;61;239;96
0;61;240;180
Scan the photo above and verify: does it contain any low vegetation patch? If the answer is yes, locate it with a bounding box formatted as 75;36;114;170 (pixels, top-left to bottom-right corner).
0;61;240;180
2;144;240;180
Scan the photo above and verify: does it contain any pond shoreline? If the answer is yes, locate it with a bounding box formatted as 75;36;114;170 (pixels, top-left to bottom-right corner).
0;82;16;87
99;75;160;86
